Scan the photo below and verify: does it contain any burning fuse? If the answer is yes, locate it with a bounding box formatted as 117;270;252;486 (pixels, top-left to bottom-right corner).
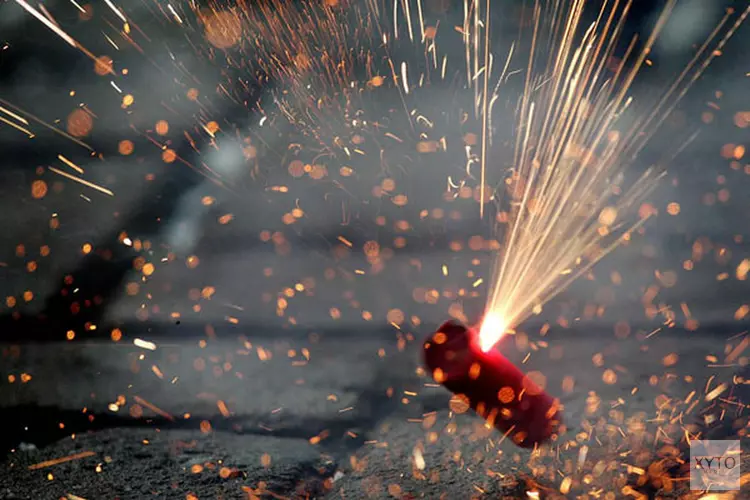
423;320;563;448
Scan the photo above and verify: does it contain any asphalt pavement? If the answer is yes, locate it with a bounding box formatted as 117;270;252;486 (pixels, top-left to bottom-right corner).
1;326;747;499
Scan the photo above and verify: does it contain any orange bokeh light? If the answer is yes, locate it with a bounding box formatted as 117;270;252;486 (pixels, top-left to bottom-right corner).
66;109;93;137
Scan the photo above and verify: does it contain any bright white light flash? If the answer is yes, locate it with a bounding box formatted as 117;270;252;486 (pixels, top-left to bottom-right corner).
478;311;506;352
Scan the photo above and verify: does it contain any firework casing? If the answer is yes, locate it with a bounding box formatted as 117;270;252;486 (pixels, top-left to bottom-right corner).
423;320;563;448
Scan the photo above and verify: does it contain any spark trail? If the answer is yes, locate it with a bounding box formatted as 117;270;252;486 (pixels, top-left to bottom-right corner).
480;0;749;351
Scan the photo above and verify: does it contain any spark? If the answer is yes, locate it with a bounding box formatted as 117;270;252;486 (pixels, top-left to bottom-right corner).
401;62;409;94
57;154;84;174
0;115;33;137
168;4;183;24
479;0;491;218
413;446;426;470
14;0;76;47
67;0;86;14
133;338;156;350
737;258;750;280
103;0;128;24
48;167;114;196
133;396;175;421
0;105;29;125
103;34;120;51
706;383;727;402
28;451;96;470
0;98;94;149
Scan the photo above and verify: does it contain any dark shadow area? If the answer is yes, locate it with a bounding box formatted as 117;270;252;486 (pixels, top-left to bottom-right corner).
0;158;204;341
1;356;409;455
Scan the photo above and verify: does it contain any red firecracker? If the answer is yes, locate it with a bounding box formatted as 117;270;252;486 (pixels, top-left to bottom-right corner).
423;320;563;448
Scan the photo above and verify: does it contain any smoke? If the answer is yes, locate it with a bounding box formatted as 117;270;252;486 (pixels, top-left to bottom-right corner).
656;0;723;55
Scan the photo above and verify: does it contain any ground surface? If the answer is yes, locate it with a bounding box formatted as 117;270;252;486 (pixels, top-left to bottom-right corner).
1;327;748;499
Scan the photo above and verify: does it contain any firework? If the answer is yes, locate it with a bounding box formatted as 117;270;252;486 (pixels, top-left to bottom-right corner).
423;320;562;448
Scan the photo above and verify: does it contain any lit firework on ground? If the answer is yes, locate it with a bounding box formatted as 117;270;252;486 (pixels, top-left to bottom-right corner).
3;0;750;496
